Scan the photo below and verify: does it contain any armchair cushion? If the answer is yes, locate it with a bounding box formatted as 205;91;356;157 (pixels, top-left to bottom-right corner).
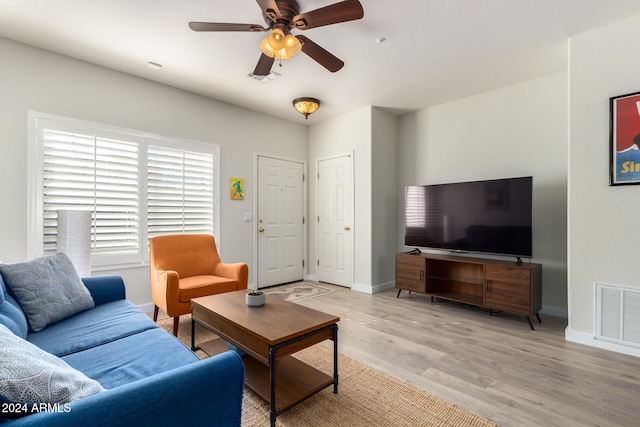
178;275;238;303
0;324;105;409
0;253;94;332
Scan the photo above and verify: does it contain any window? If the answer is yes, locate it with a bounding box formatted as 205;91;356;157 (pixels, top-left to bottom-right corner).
28;112;219;268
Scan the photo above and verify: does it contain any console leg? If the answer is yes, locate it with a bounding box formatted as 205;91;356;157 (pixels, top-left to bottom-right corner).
396;289;402;298
536;313;542;324
526;316;535;330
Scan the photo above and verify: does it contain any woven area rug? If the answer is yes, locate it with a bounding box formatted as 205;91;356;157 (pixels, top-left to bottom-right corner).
158;316;498;427
262;281;336;302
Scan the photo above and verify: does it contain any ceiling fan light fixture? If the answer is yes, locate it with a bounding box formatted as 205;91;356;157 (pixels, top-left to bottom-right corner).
283;34;302;57
258;36;276;58
292;97;320;119
259;28;285;57
260;30;302;60
267;28;286;50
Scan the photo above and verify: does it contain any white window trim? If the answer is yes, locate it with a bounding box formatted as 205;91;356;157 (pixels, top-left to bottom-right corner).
27;111;220;270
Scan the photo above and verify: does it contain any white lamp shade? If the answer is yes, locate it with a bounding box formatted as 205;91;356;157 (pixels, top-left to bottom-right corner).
57;210;92;277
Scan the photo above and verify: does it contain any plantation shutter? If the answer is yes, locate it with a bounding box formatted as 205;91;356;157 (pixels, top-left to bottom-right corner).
41;128;140;263
31;112;220;267
147;145;215;239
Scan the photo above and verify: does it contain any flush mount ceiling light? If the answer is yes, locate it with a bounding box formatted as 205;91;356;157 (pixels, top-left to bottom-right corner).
292;97;320;119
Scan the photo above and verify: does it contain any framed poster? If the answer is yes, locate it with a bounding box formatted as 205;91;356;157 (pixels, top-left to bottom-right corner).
610;91;640;186
230;177;244;200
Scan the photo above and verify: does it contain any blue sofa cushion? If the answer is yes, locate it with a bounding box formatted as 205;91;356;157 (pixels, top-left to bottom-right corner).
0;275;28;339
61;328;200;389
27;299;158;357
0;324;105;409
0;253;94;332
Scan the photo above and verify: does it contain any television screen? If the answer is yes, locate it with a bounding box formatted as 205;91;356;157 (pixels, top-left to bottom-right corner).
404;177;533;257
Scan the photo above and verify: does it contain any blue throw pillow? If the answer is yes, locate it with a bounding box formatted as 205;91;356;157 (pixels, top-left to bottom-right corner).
0;324;105;415
0;253;95;332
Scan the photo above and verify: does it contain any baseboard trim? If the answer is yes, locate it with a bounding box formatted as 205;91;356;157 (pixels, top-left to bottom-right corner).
351;281;395;295
565;326;640;358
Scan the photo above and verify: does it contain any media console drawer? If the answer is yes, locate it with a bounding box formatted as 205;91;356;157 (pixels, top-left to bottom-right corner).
486;265;530;285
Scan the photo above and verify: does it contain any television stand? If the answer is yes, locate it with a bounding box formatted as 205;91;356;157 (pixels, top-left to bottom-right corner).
395;253;542;329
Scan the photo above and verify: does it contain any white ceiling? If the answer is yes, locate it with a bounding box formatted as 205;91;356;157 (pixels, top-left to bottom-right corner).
2;0;640;123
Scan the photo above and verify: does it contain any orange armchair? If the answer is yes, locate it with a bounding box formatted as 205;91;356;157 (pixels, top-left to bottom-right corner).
149;234;248;336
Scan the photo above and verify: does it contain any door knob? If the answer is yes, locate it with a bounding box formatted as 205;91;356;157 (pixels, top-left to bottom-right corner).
259;227;265;233
344;226;351;231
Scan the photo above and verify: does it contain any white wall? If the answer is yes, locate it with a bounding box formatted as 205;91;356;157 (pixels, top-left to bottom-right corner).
0;37;307;306
398;71;569;315
371;108;399;289
567;15;640;356
308;107;399;294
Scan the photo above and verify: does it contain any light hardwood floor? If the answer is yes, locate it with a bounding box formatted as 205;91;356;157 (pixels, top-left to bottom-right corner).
291;283;640;427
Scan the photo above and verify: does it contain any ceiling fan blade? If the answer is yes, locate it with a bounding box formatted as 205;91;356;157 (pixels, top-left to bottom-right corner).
292;0;363;30
253;53;275;76
189;22;267;32
297;35;344;73
256;0;282;22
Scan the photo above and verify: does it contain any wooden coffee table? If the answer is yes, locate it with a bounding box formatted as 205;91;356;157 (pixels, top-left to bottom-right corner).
190;290;340;427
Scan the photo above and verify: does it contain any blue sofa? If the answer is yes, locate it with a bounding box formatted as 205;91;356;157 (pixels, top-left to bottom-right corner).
0;274;244;426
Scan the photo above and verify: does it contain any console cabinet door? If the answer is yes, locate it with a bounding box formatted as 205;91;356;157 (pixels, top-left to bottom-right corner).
395;254;426;293
485;266;532;315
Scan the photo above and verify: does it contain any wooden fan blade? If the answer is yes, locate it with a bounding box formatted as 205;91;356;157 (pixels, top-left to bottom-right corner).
292;0;363;30
256;0;281;22
253;53;275;76
189;22;267;32
297;35;344;73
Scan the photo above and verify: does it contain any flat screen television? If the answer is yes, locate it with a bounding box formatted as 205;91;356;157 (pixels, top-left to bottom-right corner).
404;176;533;258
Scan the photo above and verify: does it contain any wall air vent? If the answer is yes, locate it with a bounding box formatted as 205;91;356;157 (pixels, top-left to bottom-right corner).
596;284;640;348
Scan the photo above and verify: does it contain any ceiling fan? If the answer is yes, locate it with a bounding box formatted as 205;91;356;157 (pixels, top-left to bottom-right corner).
189;0;364;76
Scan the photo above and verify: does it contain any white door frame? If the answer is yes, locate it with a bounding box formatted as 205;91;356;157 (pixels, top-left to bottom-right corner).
253;152;308;289
315;151;355;287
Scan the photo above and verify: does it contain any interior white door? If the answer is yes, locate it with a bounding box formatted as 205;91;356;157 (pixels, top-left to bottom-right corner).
317;154;353;287
257;156;304;288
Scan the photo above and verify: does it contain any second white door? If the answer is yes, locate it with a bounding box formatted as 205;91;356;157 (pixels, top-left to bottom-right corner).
317;154;353;287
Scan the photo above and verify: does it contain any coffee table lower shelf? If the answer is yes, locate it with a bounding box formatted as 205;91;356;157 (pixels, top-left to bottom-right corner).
199;339;335;412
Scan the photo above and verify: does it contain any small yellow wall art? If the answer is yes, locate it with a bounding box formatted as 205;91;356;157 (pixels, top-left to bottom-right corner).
230;177;244;200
